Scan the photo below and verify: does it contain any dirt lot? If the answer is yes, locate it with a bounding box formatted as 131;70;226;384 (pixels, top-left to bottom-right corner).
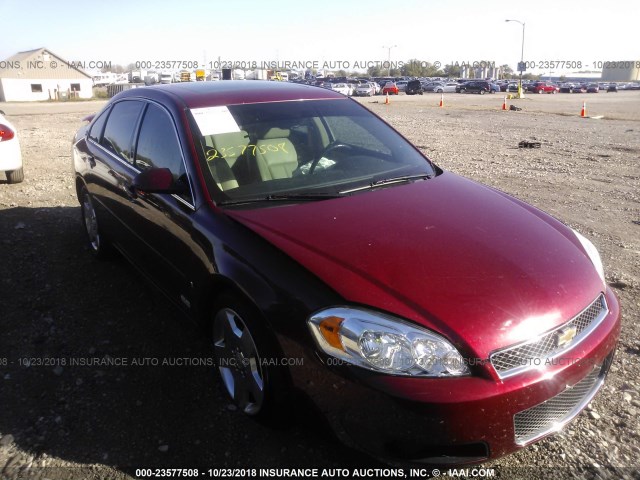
0;90;639;479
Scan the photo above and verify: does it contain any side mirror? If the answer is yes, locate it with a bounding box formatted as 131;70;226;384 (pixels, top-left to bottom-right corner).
133;167;186;194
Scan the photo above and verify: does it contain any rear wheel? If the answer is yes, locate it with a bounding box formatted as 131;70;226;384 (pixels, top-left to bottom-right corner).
80;186;112;259
6;167;24;184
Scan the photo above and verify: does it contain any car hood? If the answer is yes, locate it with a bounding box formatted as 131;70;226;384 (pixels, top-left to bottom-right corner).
226;173;604;358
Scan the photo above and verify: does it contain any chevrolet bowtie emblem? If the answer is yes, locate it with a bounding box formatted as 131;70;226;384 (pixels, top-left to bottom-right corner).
556;326;577;347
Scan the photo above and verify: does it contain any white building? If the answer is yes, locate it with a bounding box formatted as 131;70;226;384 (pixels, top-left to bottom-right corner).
600;61;640;82
0;48;93;102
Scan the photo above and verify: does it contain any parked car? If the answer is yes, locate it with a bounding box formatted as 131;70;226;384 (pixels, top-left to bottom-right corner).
331;83;351;96
505;82;520;92
0;111;24;184
529;82;558;94
382;82;399;95
395;80;408;92
573;84;588;93
424;82;458;93
587;83;600;93
456;81;491;94
559;83;575;93
422;82;443;92
489;83;501;93
405;79;424;95
607;83;618;92
354;83;375;97
73;81;620;466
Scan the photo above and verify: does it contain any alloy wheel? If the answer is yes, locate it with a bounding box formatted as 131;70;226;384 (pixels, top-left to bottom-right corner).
82;193;100;252
213;308;265;415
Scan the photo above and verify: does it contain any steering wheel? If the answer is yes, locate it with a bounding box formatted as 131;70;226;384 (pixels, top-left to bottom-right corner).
309;142;353;174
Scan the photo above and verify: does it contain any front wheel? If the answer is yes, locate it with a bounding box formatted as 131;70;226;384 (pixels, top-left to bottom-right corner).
211;293;291;422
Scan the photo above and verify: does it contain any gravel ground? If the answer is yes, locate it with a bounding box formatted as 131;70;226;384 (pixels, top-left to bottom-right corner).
0;91;639;480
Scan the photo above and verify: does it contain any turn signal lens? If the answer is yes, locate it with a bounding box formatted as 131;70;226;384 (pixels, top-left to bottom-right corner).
319;316;344;350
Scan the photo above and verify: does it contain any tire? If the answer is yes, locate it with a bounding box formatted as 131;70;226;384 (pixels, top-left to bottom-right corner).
479;90;485;95
6;167;24;184
538;89;543;94
552;90;557;94
80;186;112;259
211;292;291;423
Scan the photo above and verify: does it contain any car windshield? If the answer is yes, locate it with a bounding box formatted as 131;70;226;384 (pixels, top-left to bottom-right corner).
190;99;436;205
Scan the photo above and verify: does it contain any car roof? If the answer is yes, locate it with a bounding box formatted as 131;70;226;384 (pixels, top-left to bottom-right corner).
113;80;345;108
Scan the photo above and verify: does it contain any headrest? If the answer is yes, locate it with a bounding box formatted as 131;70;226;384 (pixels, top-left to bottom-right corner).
262;127;290;139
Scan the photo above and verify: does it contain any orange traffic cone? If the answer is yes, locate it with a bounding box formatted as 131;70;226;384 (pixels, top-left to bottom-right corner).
439;93;444;107
385;92;390;105
502;96;508;110
580;101;587;117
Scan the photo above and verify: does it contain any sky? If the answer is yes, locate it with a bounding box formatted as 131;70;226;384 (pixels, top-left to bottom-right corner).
1;0;638;74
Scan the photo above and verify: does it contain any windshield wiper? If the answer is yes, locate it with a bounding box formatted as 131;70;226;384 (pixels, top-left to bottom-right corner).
339;173;433;194
218;192;344;206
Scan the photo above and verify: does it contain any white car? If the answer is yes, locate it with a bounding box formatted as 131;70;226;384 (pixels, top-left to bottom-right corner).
436;82;459;93
0;111;23;184
331;83;352;96
354;83;375;96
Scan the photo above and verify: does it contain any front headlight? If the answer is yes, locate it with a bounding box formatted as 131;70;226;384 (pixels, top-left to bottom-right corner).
308;308;470;377
572;229;606;285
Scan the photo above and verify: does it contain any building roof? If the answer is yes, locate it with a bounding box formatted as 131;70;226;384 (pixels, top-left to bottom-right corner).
0;48;92;80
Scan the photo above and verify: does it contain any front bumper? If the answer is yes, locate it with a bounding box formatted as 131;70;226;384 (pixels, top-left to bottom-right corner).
288;288;621;465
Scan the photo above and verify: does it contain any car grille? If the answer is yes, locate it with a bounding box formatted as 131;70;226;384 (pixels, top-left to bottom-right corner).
513;366;603;445
490;294;608;379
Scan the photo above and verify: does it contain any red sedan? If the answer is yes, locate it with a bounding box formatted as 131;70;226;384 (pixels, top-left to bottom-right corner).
382;82;399;95
530;81;558;94
73;81;620;466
